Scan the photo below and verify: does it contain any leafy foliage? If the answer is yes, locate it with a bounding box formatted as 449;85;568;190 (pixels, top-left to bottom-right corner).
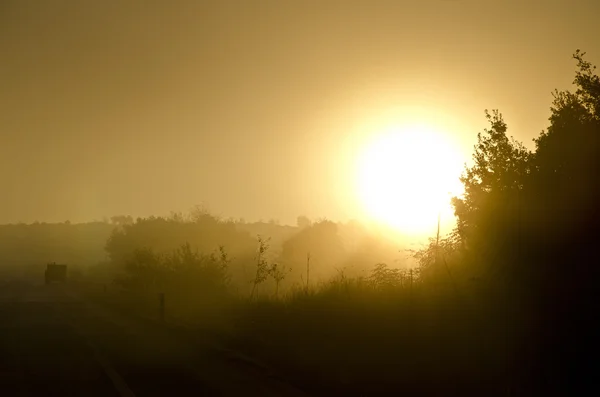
452;109;531;258
115;243;231;295
368;263;401;289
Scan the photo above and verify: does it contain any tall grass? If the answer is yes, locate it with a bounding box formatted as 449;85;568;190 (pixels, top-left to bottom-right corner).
84;240;522;396
223;269;519;396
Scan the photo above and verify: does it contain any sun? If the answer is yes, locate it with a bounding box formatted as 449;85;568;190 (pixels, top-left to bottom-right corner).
355;123;465;236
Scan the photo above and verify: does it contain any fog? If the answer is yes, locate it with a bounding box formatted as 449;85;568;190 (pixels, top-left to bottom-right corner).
1;1;599;396
1;0;598;225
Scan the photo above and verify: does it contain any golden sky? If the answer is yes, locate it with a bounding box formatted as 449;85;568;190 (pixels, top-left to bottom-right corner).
1;0;599;228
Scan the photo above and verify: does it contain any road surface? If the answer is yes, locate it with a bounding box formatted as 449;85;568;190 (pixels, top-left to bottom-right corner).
0;279;310;397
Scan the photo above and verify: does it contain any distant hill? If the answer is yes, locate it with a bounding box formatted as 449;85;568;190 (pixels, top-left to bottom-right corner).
0;221;116;278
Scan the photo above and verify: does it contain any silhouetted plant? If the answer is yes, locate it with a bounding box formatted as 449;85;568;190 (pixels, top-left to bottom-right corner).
250;235;271;300
268;262;291;298
368;263;400;290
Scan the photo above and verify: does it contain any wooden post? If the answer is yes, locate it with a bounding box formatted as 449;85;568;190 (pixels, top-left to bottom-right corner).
158;292;165;322
306;253;311;294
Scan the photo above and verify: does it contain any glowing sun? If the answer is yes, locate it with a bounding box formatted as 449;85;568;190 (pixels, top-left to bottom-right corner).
355;123;465;236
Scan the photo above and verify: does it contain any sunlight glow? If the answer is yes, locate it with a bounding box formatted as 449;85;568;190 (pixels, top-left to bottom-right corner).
355;123;464;236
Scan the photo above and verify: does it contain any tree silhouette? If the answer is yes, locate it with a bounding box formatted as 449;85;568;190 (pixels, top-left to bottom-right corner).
452;109;531;259
249;235;271;300
268;262;290;298
435;50;600;393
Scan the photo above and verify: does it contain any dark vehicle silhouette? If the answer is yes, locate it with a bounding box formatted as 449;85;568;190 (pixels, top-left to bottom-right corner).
45;263;67;284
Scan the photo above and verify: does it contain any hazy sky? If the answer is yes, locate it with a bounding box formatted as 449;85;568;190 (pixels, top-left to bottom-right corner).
1;0;599;225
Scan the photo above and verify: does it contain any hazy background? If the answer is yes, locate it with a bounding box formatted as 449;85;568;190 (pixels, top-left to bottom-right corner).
2;0;599;226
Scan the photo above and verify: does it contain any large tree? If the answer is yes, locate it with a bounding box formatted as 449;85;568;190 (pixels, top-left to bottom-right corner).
523;49;600;393
451;109;531;280
442;51;600;392
529;51;600;242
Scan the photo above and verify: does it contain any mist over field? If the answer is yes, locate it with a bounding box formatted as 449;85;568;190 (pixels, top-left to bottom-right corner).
2;1;600;396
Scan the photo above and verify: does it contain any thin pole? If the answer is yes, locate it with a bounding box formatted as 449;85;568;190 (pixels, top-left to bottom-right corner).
306;253;311;294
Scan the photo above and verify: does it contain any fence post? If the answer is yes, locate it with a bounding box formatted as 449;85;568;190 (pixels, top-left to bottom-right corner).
158;292;165;322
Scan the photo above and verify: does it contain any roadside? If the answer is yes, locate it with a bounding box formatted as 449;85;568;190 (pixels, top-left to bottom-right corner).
70;281;314;397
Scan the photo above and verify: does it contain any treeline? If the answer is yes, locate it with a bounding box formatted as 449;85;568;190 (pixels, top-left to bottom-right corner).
409;50;599;394
104;210;405;297
0;208;404;291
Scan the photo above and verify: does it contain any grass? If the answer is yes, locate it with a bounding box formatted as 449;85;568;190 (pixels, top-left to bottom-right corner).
218;278;519;395
78;267;527;396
